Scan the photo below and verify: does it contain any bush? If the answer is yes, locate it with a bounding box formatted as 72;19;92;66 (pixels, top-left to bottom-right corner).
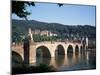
12;63;56;74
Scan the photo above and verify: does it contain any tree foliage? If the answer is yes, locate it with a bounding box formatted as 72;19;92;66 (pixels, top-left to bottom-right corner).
12;1;35;18
58;3;63;7
33;35;57;42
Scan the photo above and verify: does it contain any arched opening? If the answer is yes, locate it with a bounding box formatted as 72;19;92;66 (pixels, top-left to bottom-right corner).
12;51;23;67
36;46;51;58
55;55;65;67
67;45;73;58
80;46;83;53
80;46;82;50
36;46;51;65
75;45;79;55
55;44;65;56
55;45;65;67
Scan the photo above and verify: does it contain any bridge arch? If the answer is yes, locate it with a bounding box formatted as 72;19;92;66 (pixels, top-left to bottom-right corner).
12;51;23;67
67;45;73;58
80;46;82;50
55;44;65;56
80;46;83;53
75;45;79;54
36;46;51;58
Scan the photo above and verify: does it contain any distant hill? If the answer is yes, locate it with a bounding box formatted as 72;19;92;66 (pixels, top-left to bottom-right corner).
12;19;96;39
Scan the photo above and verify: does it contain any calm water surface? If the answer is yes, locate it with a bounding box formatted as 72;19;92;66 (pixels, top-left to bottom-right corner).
35;50;96;71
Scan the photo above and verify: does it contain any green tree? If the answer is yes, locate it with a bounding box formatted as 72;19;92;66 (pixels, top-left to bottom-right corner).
12;1;35;19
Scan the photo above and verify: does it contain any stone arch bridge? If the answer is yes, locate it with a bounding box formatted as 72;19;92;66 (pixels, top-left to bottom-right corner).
12;41;83;64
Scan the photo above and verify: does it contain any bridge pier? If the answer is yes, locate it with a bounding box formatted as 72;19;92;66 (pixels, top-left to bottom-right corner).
73;46;76;54
79;46;81;53
23;38;30;64
29;45;36;64
50;51;55;57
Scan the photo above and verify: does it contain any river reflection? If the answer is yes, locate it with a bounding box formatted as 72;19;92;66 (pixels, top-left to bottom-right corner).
36;50;96;71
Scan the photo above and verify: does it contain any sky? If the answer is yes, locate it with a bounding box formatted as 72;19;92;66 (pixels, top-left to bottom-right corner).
12;2;96;26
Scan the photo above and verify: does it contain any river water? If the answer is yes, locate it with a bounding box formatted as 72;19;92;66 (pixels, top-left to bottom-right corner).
35;50;96;71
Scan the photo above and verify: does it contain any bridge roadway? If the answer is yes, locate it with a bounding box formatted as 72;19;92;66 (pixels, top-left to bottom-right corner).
12;41;83;64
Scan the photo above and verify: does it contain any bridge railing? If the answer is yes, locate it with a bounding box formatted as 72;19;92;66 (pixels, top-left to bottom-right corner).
30;40;81;44
11;39;82;46
12;42;23;46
